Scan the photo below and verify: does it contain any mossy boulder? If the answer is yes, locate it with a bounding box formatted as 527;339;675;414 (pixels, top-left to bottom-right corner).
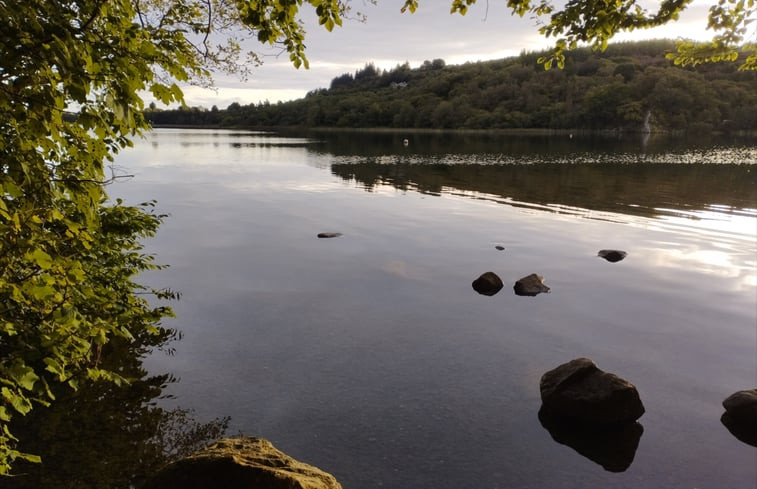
143;437;342;489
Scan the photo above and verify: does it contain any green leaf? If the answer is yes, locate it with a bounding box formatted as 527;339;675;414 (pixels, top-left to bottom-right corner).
7;364;39;391
1;387;32;415
21;453;42;464
28;249;54;269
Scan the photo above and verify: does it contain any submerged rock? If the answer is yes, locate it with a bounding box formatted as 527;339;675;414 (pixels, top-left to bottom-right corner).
513;273;550;296
143;437;342;489
539;412;644;472
539;358;645;426
472;271;504;296
721;389;757;447
317;232;343;239
598;249;627;263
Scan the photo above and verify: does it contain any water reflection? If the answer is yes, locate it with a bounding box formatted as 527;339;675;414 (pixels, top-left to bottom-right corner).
6;330;228;489
229;140;312;149
105;129;757;489
330;161;757;220
298;129;757;158
139;129;314;150
538;410;644;473
721;412;757;447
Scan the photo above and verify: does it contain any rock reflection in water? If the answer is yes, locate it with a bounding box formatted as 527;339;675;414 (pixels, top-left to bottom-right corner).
6;331;229;489
721;413;757;447
538;410;644;473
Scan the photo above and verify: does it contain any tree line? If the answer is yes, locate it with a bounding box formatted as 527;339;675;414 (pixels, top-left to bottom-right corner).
146;40;757;133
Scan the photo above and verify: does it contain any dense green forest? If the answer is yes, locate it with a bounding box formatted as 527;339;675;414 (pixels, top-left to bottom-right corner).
145;40;757;133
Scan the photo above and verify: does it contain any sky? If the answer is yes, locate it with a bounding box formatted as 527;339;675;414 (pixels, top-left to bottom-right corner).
176;0;716;109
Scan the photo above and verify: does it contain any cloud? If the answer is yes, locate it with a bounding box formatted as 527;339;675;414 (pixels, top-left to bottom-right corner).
171;0;714;108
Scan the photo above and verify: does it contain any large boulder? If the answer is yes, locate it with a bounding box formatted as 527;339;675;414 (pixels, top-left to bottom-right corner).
539;358;644;426
721;389;757;447
472;271;504;296
143;437;342;489
513;273;550;296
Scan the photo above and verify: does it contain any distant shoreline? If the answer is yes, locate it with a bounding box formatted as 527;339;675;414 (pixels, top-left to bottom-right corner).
148;124;757;138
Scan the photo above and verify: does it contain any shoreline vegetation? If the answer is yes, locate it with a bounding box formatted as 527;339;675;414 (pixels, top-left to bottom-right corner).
144;40;757;136
147;125;757;137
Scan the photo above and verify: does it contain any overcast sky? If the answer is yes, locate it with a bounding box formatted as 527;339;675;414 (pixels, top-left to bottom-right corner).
177;0;714;109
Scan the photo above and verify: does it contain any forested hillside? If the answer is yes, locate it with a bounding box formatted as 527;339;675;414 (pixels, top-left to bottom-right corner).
145;40;757;133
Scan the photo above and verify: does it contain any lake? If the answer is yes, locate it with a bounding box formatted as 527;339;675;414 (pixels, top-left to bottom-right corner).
28;129;757;488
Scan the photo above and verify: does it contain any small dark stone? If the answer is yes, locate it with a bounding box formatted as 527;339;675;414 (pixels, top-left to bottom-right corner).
472;271;504;296
513;273;550;296
539;358;645;427
495;245;505;251
721;389;757;446
598;249;627;262
317;232;343;239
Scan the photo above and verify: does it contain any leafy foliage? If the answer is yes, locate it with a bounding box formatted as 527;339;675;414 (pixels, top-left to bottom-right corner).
402;0;757;71
667;0;756;70
0;0;358;474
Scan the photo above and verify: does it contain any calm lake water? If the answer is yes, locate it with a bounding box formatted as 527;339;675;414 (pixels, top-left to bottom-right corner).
97;129;757;487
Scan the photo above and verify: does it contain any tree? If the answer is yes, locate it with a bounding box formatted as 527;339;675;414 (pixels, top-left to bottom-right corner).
0;0;356;474
1;0;754;475
401;0;756;71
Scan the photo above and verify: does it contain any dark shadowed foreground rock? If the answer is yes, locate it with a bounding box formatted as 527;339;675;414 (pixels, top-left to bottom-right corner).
721;389;757;447
513;273;550;296
472;271;504;296
317;232;342;238
143;437;342;489
598;249;627;262
539;412;644;472
539;358;644;426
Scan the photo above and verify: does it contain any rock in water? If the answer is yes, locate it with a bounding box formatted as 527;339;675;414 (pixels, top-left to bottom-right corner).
539;358;645;426
472;271;504;296
723;389;757;417
143;437;343;489
513;273;550;296
598;249;627;262
721;389;757;446
317;232;343;239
